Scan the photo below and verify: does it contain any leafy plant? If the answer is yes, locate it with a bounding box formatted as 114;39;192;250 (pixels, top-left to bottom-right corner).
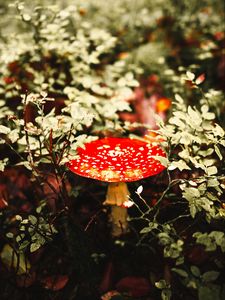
0;1;224;300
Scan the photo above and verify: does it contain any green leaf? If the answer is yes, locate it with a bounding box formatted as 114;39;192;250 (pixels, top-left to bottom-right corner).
8;129;19;143
187;106;202;126
0;244;31;274
202;271;219;282
172;268;188;278
155;279;167;289
204;112;215;120
207;166;218;176
214;145;222;160
136;185;143;194
214;124;224;137
176;256;184;265
140;227;152;234
169;160;191;171
19;240;30;251
187;280;198;289
186;71;195;81
0;125;10;134
209;231;225;249
193;231;225;252
30;242;41;253
191;266;201;277
6;232;14;239
154;156;169;167
169;116;186;128
198;285;221;300
15;215;22;221
207;178;219;187
175;94;184;104
162;289;172;300
28;215;37;225
183;187;201;199
219;139;225;147
190;204;197;218
0;159;8;172
140;222;158;234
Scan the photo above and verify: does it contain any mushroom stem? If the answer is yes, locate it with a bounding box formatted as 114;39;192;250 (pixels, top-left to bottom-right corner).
104;182;130;237
110;206;128;237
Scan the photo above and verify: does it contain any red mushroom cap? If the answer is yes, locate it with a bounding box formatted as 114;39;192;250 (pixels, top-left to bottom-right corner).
67;137;166;182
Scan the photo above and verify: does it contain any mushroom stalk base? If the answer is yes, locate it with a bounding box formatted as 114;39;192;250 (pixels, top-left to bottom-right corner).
104;182;130;237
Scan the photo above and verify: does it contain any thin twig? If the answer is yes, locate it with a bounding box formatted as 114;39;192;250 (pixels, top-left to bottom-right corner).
84;209;102;231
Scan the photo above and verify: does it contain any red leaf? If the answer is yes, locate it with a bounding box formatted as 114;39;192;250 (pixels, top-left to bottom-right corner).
16;271;36;288
119;112;138;123
101;290;121;300
0;183;8;209
99;261;114;293
187;246;209;265
156;98;171;112
116;276;151;297
195;73;205;85
4;77;15;84
42;275;69;291
214;31;224;41
0;198;8;209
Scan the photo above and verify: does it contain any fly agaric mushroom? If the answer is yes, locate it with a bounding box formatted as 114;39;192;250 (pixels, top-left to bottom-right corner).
67;137;166;236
